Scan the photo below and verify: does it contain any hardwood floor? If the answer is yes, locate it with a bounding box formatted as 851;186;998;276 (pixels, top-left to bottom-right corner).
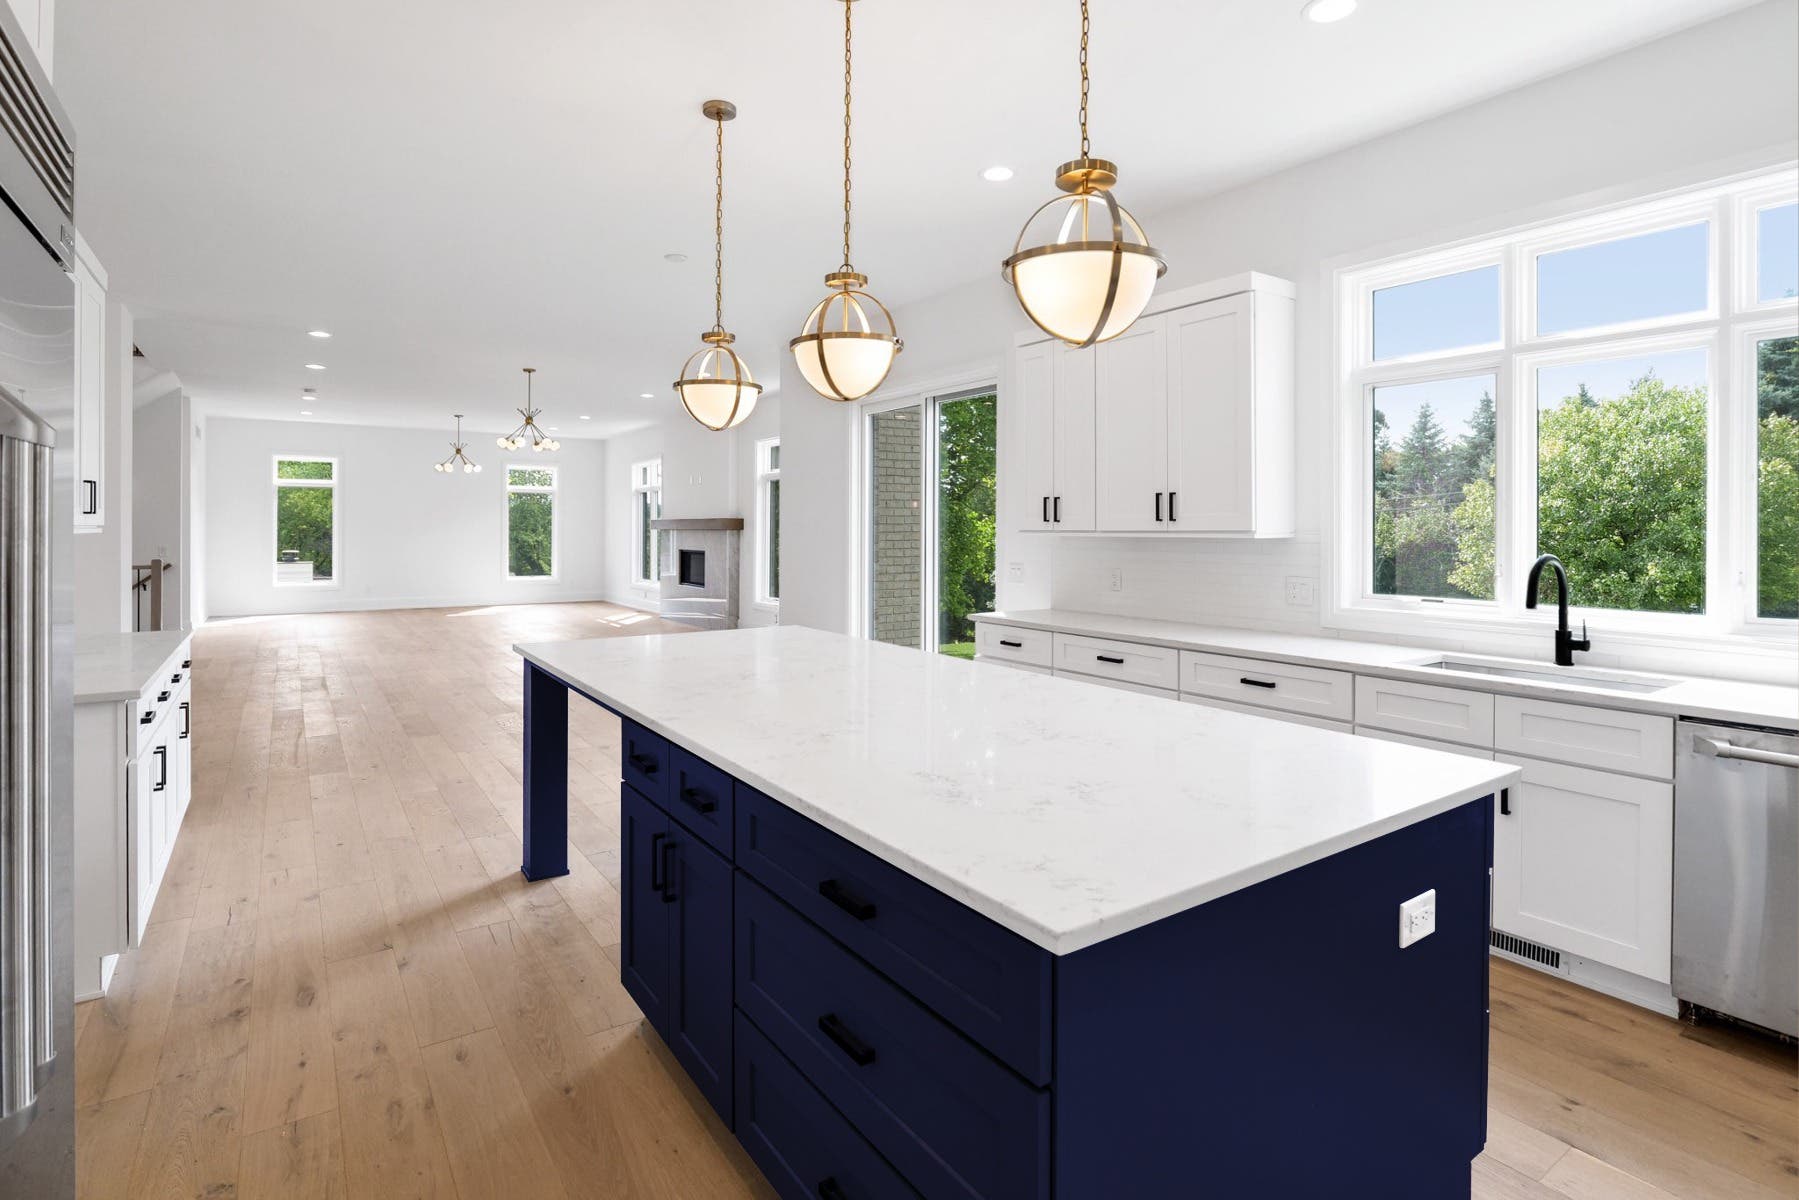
73;602;1796;1200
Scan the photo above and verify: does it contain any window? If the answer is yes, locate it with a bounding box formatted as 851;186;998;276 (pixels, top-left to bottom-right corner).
1337;167;1799;641
506;465;556;578
273;456;336;585
756;439;781;604
632;459;663;586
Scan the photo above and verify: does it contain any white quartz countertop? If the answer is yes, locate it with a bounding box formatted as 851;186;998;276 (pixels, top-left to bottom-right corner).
75;631;192;703
516;626;1517;956
978;609;1799;731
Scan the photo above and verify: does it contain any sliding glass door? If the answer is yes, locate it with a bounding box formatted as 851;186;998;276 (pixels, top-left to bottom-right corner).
865;388;998;655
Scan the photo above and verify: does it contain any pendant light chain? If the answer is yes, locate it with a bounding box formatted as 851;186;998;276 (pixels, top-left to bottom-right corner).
713;111;725;332
1078;0;1091;158
841;0;854;273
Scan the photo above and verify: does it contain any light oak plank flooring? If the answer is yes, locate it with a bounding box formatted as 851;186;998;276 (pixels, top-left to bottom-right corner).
74;602;1796;1199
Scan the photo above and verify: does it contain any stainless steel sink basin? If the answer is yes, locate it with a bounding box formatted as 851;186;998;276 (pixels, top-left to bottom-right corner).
1415;658;1678;695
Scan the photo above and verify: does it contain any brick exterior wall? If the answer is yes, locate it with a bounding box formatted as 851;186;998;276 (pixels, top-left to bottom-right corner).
870;406;922;647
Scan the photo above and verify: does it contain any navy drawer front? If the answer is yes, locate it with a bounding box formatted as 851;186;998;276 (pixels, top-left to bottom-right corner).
669;744;734;855
735;1012;922;1200
735;785;1051;1085
736;876;1050;1200
622;720;669;805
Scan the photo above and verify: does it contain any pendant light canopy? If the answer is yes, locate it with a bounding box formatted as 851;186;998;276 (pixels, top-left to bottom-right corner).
497;368;560;452
1002;0;1165;348
433;414;482;474
790;0;901;403
676;100;762;432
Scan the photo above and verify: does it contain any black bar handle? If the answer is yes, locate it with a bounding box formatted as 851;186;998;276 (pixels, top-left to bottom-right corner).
1042;496;1049;523
171;672;183;684
1239;677;1277;690
660;838;677;903
628;751;659;776
182;659;192;669
998;639;1022;649
1500;788;1511;817
679;785;717;815
818;1180;849;1200
819;878;877;921
139;711;154;725
153;746;167;792
1096;654;1125;665
649;831;666;893
180;702;190;740
157;690;171;703
1169;491;1177;522
1052;495;1061;523
817;1013;877;1066
82;479;97;515
1155;491;1163;522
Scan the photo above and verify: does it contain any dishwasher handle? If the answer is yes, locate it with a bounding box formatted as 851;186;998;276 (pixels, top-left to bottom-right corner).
1695;736;1799;770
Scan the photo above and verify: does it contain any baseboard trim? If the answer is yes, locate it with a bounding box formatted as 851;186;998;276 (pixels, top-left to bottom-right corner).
206;590;618;621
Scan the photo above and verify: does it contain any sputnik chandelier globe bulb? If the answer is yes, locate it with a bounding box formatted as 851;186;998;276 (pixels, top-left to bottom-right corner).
674;99;762;432
497;367;560;452
1001;0;1166;348
790;0;901;403
433;414;482;474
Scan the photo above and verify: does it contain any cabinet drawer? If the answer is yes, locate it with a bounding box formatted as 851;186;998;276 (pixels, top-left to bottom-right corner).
736;877;1050;1200
1355;676;1494;748
1495;697;1673;779
1056;671;1177;700
974;622;1051;668
1354;726;1495;759
1182;694;1350;733
735;1012;922;1200
1178;651;1353;722
736;786;1051;1085
622;720;670;805
666;744;733;853
1050;633;1178;691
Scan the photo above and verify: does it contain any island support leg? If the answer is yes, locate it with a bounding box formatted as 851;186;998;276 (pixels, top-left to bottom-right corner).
521;661;569;880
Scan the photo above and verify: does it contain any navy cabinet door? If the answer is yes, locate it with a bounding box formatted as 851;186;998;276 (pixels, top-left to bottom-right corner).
668;830;735;1126
621;784;672;1032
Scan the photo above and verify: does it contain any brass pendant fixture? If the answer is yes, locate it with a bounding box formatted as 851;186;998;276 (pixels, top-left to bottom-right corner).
434;413;482;474
675;99;762;432
497;367;560;452
1002;0;1165;348
790;0;901;402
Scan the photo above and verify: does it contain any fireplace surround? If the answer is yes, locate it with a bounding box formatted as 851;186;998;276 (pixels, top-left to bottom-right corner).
650;517;743;630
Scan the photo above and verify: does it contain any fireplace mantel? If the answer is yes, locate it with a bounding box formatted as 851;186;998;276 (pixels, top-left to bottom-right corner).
649;517;744;532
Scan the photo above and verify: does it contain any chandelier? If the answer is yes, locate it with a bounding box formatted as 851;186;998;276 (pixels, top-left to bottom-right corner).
434;414;482;474
497;367;560;452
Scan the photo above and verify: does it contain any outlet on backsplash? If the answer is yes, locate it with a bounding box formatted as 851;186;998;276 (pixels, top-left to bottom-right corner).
1284;577;1316;607
1109;568;1124;593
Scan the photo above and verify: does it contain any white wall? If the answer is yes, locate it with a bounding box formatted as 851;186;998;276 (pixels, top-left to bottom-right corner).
602;423;668;611
779;0;1799;671
202;415;609;617
71;295;132;635
132;386;189;629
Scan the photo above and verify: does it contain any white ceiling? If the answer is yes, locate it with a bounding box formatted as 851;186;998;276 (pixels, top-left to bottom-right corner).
55;0;1759;438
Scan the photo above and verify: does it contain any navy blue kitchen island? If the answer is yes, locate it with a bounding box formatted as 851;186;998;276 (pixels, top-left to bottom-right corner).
515;628;1516;1199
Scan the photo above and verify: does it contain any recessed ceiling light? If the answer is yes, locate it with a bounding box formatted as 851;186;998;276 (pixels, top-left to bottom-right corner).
981;165;1014;183
304;363;326;370
307;329;331;338
300;409;313;416
579;415;591;420
664;252;688;263
640;392;654;399
1301;0;1357;23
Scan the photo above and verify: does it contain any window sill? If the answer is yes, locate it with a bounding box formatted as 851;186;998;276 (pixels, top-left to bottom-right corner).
272;580;341;590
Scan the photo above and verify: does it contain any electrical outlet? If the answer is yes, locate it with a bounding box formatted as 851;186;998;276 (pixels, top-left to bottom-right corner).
1007;562;1025;583
1284;577;1316;607
1398;889;1437;948
1108;568;1124;592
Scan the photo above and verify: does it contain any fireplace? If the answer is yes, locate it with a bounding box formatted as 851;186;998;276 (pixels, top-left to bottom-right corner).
650;517;743;629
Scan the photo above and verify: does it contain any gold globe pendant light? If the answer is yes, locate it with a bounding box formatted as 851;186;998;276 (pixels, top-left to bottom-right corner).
790;0;901;403
497;367;560;452
433;413;482;474
1002;0;1166;348
675;100;762;432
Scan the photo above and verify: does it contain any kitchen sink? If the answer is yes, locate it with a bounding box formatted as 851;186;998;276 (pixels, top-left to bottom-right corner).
1415;658;1678;695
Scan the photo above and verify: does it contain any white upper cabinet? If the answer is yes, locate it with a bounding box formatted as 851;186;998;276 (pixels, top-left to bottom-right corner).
72;241;105;531
1013;273;1295;537
5;0;55;80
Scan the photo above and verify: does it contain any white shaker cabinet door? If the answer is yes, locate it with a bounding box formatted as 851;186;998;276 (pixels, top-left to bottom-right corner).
1166;293;1253;532
1493;754;1673;983
1092;313;1168;532
1015;340;1058;530
1052;340;1097;530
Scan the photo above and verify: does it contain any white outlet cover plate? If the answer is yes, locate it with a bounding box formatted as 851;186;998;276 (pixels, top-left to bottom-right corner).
1398;889;1436;948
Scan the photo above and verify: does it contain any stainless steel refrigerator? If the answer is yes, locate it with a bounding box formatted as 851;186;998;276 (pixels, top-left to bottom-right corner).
0;4;77;1196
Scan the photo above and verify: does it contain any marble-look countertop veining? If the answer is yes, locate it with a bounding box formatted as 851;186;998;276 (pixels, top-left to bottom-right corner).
75;630;192;703
516;626;1517;956
978;609;1799;731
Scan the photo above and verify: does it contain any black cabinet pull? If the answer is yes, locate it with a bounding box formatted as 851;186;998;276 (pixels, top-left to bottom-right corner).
659;838;677;903
1500;788;1511;817
998;639;1022;649
819;878;877;921
1169;491;1178;522
179;702;190;740
1096;654;1125;665
1042;496;1049;523
139;711;154;725
679;785;717;814
157;690;171;702
1052;495;1061;523
1239;677;1277;690
817;1180;849;1200
649;831;666;893
628;751;659;776
82;479;97;515
182;659;192;669
152;746;167;792
171;672;183;684
817;1013;877;1066
1155;491;1164;521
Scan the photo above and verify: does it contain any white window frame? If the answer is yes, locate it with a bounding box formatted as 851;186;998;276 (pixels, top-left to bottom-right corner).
631;458;663;588
271;454;339;588
755;438;780;606
505;464;559;581
1330;165;1799;650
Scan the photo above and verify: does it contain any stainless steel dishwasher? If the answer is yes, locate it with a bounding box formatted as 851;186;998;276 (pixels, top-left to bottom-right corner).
1673;720;1798;1039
